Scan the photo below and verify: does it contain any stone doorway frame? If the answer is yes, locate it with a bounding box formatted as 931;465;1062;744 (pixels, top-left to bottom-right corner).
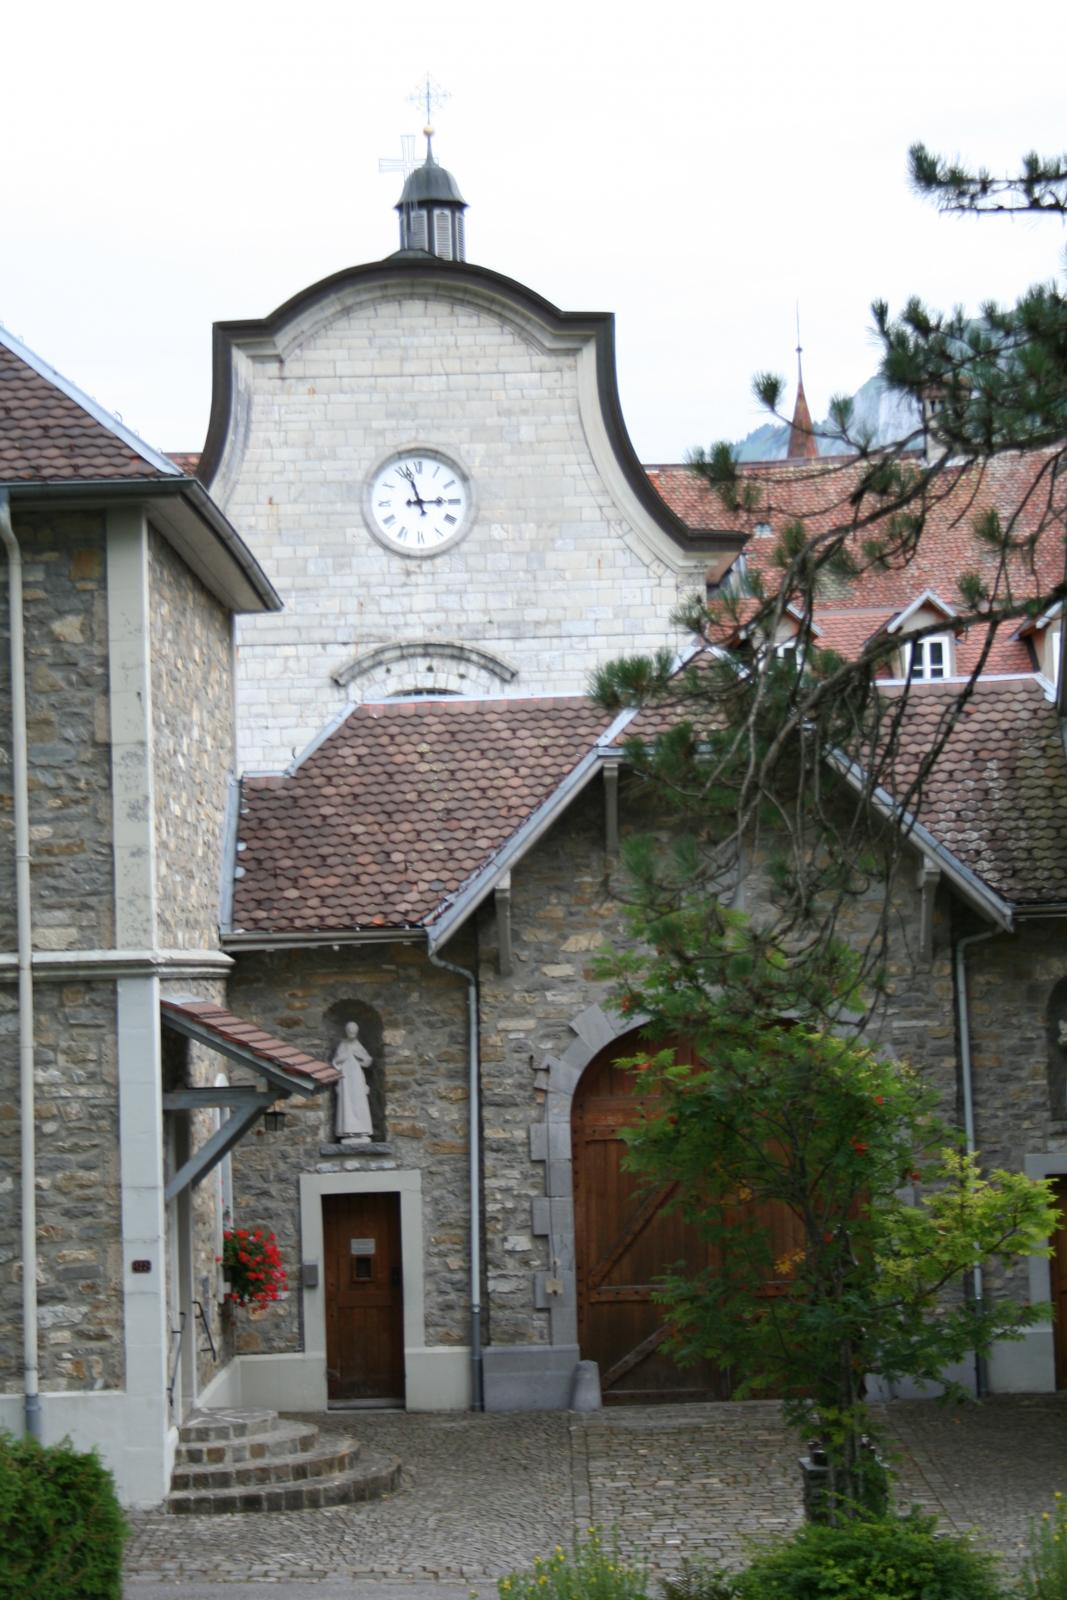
529;1003;647;1350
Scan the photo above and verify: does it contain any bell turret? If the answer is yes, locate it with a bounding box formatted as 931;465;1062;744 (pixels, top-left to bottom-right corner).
395;126;467;261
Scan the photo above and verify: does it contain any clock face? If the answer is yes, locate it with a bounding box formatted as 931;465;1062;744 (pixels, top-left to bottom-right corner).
366;452;471;555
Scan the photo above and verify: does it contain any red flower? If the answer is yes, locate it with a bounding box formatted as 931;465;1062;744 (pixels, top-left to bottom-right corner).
850;1138;869;1156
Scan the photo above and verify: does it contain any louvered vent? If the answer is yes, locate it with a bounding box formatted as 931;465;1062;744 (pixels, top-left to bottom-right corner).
434;210;453;260
408;209;428;251
455;212;466;261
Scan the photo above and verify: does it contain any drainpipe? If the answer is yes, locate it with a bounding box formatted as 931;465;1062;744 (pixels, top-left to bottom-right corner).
0;491;41;1439
954;925;1000;1398
428;946;483;1410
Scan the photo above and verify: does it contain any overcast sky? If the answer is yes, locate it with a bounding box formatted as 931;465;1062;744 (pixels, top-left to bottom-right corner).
3;0;1065;463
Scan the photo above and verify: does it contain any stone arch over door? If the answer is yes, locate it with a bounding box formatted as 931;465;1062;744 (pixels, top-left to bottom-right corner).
529;1003;645;1350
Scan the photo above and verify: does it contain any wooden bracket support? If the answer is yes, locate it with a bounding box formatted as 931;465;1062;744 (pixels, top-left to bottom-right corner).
495;872;513;976
603;763;619;857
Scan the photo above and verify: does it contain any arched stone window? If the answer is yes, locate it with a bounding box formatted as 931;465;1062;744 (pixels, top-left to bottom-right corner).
333;641;519;702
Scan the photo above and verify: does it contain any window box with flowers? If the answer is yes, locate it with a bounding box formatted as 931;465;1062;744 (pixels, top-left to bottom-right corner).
217;1228;287;1306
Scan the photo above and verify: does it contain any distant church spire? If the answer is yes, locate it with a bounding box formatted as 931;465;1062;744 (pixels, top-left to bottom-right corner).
787;314;819;461
393;75;468;262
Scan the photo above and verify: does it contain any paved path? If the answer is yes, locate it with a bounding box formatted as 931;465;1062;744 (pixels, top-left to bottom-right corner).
125;1395;1067;1595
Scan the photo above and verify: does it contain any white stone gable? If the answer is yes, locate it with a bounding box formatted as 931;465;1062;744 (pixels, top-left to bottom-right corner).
210;269;713;770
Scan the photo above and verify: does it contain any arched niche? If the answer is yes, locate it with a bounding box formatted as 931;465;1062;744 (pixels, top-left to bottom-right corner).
323;998;386;1142
1047;978;1067;1120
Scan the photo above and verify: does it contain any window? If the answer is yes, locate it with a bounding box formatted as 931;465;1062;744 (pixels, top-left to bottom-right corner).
906;634;951;681
754;521;773;538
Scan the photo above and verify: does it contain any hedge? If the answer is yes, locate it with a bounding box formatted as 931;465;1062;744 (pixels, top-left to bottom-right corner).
0;1432;127;1600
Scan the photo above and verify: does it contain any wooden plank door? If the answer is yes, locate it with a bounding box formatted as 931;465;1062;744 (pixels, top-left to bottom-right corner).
572;1037;806;1404
1051;1178;1067;1389
573;1043;727;1402
324;1192;405;1403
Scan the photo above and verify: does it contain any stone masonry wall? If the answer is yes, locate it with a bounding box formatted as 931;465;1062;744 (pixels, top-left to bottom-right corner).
0;511;113;950
216;285;705;771
0;980;122;1391
0;512;122;1392
471;774;1067;1350
149;529;235;950
965;918;1067;1300
225;940;473;1353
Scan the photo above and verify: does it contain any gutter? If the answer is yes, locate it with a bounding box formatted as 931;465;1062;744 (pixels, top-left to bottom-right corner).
427;946;483;1411
0;491;41;1438
954;926;1000;1397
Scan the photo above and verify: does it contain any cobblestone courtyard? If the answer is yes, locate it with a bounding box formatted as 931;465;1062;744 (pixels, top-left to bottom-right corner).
125;1396;1067;1589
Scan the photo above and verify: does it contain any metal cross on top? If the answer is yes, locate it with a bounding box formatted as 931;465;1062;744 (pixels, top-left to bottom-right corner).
409;73;450;136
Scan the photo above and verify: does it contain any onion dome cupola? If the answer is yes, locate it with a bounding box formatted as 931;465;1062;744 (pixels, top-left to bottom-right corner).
395;125;467;261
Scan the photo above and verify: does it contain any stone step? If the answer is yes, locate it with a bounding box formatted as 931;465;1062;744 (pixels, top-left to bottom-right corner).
178;1406;279;1444
171;1437;360;1492
176;1418;320;1467
166;1448;402;1515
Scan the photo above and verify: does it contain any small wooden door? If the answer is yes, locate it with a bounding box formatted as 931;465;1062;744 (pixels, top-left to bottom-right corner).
573;1037;805;1404
324;1192;405;1403
1050;1178;1067;1389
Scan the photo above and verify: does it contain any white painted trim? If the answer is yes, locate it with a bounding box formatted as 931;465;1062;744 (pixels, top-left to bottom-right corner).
0;1391;176;1509
116;974;171;1497
575;340;710;578
298;1169;426;1409
0;948;233;980
886;587;958;634
0;323;181;479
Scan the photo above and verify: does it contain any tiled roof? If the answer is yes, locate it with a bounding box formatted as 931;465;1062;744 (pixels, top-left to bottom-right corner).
649;452;1066;676
889;679;1067;905
0;328;177;483
167;451;202;475
231;697;613;936
160;998;340;1088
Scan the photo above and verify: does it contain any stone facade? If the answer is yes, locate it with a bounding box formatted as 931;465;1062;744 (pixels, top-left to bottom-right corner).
226;939;473;1353
0;512;113;951
0;511;123;1392
149;529;235;951
211;279;708;771
0;979;122;1392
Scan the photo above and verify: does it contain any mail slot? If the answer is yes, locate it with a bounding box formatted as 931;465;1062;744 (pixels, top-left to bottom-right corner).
349;1238;376;1257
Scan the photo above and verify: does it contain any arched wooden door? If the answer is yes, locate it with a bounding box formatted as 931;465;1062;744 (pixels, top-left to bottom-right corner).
572;1035;803;1404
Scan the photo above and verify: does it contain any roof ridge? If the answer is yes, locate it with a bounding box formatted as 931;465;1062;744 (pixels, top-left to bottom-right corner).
0;321;181;479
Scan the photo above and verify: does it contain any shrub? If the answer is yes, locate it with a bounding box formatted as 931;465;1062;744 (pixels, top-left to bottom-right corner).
0;1431;127;1600
731;1513;1006;1600
1018;1493;1067;1599
659;1556;739;1600
498;1529;649;1600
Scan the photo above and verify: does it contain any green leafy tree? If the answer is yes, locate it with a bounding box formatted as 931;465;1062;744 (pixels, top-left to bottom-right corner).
601;918;1056;1520
591;148;1067;1519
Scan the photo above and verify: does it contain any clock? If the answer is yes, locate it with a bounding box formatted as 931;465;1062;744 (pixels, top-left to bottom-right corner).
365;450;472;555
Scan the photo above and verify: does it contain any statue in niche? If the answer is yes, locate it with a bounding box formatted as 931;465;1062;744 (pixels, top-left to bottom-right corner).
333;1021;374;1144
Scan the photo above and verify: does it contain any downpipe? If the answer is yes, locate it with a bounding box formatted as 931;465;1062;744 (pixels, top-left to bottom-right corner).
428;945;484;1410
953;925;999;1398
0;491;41;1438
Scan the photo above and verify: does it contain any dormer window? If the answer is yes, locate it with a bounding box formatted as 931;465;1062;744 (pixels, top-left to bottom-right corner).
906;634;952;681
754;521;773;538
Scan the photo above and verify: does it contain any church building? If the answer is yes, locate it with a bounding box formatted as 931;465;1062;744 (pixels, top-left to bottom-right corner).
2;130;1067;1507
